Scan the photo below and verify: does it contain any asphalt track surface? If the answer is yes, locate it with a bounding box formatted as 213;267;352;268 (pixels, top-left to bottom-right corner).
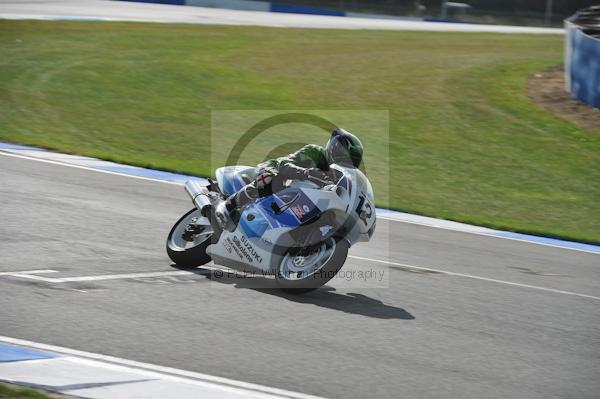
0;0;563;34
1;151;599;399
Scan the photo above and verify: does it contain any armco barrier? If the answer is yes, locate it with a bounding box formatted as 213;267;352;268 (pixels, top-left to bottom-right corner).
565;6;600;108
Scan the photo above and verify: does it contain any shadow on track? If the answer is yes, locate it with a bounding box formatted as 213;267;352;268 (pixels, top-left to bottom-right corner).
258;287;415;320
174;265;414;320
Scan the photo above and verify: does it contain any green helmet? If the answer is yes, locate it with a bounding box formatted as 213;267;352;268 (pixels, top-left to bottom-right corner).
325;128;363;168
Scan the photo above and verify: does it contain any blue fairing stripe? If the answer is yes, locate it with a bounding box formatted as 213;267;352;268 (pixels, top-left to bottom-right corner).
256;195;300;228
239;203;273;238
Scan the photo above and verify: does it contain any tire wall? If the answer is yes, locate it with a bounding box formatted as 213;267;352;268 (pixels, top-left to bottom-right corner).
564;20;600;108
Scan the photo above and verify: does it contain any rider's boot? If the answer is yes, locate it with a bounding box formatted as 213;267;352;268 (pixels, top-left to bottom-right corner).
213;196;240;232
213;184;256;231
214;200;231;231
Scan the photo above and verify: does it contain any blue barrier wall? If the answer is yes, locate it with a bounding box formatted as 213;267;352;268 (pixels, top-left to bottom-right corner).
565;22;600;108
120;0;186;4
269;3;345;17
119;0;344;16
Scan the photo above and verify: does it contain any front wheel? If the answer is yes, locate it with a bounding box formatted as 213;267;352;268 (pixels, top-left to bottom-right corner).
275;237;349;294
166;208;213;268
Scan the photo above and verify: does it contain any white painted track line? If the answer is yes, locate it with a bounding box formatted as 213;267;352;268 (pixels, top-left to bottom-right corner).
2;259;599;300
0;267;220;283
349;255;600;301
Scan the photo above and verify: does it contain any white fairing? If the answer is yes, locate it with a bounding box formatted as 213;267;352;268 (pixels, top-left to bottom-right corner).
207;228;276;272
332;164;376;244
206;164;375;273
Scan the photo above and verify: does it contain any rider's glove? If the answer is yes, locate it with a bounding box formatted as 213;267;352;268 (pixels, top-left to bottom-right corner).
278;164;306;180
303;168;333;186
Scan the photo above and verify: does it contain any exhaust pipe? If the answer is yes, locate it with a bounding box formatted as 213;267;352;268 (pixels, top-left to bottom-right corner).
185;180;211;217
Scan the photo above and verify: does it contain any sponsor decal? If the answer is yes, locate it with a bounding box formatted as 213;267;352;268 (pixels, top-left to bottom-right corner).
223;238;233;254
225;237;243;261
285;189;320;222
261;237;274;246
241;235;263;264
291;204;305;218
228;234;264;264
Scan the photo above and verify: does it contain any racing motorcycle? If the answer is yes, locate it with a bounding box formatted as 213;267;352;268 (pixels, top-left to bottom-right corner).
166;164;376;293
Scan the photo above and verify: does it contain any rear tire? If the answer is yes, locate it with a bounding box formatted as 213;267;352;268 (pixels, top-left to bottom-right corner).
275;237;349;294
166;208;212;268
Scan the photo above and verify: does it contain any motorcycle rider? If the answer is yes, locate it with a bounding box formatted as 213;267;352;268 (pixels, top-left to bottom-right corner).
214;128;364;229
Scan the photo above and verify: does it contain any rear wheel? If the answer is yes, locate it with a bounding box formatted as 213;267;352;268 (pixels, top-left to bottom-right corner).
275;237;349;294
166;208;213;268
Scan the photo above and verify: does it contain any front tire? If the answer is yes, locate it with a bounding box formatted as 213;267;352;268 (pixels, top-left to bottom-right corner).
166;208;213;268
275;237;349;294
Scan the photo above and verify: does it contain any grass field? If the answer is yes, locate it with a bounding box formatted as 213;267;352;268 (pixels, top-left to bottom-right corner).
0;21;598;243
0;382;56;398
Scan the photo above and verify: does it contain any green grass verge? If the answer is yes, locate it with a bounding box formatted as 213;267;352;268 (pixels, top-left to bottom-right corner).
0;20;598;243
0;382;57;399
